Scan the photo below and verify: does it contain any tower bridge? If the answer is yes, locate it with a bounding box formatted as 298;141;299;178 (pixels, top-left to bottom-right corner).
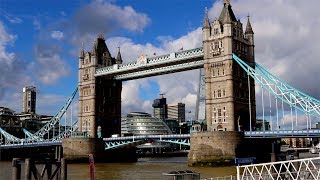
1;0;320;165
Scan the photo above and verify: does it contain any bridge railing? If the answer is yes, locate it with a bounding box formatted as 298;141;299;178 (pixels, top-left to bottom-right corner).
245;129;320;138
237;157;320;180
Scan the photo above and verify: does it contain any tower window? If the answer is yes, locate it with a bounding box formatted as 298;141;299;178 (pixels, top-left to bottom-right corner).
214;41;219;49
217;90;221;98
214;28;219;35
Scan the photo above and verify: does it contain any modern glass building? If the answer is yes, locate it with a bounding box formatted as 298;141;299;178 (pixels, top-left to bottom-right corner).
121;112;172;136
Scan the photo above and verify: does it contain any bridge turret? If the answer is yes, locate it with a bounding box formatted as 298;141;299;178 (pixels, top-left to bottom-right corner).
116;47;123;64
245;16;255;62
79;48;85;68
202;8;211;41
92;34;115;67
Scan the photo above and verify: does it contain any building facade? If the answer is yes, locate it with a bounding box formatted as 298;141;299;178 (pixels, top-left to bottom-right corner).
152;94;167;121
121;112;171;136
22;86;36;113
167;103;185;123
203;0;256;132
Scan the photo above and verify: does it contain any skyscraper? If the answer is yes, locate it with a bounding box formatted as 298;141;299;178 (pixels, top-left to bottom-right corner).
152;94;167;121
22;86;36;113
167;103;185;123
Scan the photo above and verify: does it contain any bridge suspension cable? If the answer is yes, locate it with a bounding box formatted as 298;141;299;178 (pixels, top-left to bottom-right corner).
233;54;320;130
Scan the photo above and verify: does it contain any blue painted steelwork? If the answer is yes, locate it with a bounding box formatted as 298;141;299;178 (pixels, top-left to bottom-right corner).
232;54;320;117
104;134;191;149
244;130;320;138
105;140;144;150
0;141;62;149
0;88;78;145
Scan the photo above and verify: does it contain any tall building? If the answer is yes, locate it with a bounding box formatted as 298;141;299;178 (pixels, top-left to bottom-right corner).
167;103;185;123
22;86;36;113
203;0;256;132
152;94;167;121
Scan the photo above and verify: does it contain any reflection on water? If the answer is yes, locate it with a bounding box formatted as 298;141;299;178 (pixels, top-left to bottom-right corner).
0;157;236;180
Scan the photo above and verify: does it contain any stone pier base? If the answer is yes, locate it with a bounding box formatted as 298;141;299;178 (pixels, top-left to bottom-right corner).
188;131;243;166
188;131;274;166
62;138;137;162
62;138;106;162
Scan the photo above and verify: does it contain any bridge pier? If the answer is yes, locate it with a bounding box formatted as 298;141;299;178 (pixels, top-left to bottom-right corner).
62;137;106;162
188;131;276;166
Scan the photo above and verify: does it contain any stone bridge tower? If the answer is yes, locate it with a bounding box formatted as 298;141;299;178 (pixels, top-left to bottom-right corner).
203;0;256;132
78;35;122;138
189;1;262;166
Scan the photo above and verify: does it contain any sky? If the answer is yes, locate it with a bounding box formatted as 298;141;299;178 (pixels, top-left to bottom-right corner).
1;0;320;128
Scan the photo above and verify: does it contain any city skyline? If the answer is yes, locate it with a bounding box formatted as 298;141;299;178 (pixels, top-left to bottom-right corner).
1;0;320;129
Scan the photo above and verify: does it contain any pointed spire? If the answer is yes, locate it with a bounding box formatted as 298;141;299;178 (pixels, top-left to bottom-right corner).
219;0;236;24
245;15;254;34
116;47;123;64
79;42;85;58
224;0;231;5
223;8;232;24
203;7;210;29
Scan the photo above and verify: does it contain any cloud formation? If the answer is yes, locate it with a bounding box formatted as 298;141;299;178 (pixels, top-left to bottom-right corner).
0;21;33;104
32;44;70;85
51;30;64;40
105;27;202;117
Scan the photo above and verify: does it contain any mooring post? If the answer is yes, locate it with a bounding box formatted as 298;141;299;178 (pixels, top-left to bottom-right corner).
89;154;95;180
270;142;276;162
12;158;21;180
61;158;67;180
24;158;31;180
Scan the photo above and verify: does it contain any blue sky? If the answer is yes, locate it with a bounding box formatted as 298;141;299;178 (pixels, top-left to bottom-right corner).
1;0;320;129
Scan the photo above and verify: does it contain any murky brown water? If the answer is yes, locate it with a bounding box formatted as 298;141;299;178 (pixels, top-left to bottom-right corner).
0;157;236;180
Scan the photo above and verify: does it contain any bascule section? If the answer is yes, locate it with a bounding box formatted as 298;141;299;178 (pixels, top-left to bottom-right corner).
202;0;256;132
78;34;122;138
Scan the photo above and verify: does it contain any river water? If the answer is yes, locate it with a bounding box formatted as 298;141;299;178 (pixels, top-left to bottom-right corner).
0;157;236;179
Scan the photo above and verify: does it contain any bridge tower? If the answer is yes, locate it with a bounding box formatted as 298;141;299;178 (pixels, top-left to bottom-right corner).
78;34;122;138
203;0;256;132
189;0;263;166
64;35;123;161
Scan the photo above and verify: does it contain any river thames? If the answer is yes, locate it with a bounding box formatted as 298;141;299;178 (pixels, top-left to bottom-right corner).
0;157;236;179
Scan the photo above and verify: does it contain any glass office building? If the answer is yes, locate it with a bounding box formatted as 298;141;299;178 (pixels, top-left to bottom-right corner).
121;112;172;136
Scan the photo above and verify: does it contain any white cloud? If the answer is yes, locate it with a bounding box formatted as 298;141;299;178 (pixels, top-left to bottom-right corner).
4;13;22;24
51;30;64;40
0;21;33;111
105;27;202;117
32;44;70;85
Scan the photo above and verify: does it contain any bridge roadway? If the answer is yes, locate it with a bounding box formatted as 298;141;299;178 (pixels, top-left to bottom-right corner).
2;130;320;149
